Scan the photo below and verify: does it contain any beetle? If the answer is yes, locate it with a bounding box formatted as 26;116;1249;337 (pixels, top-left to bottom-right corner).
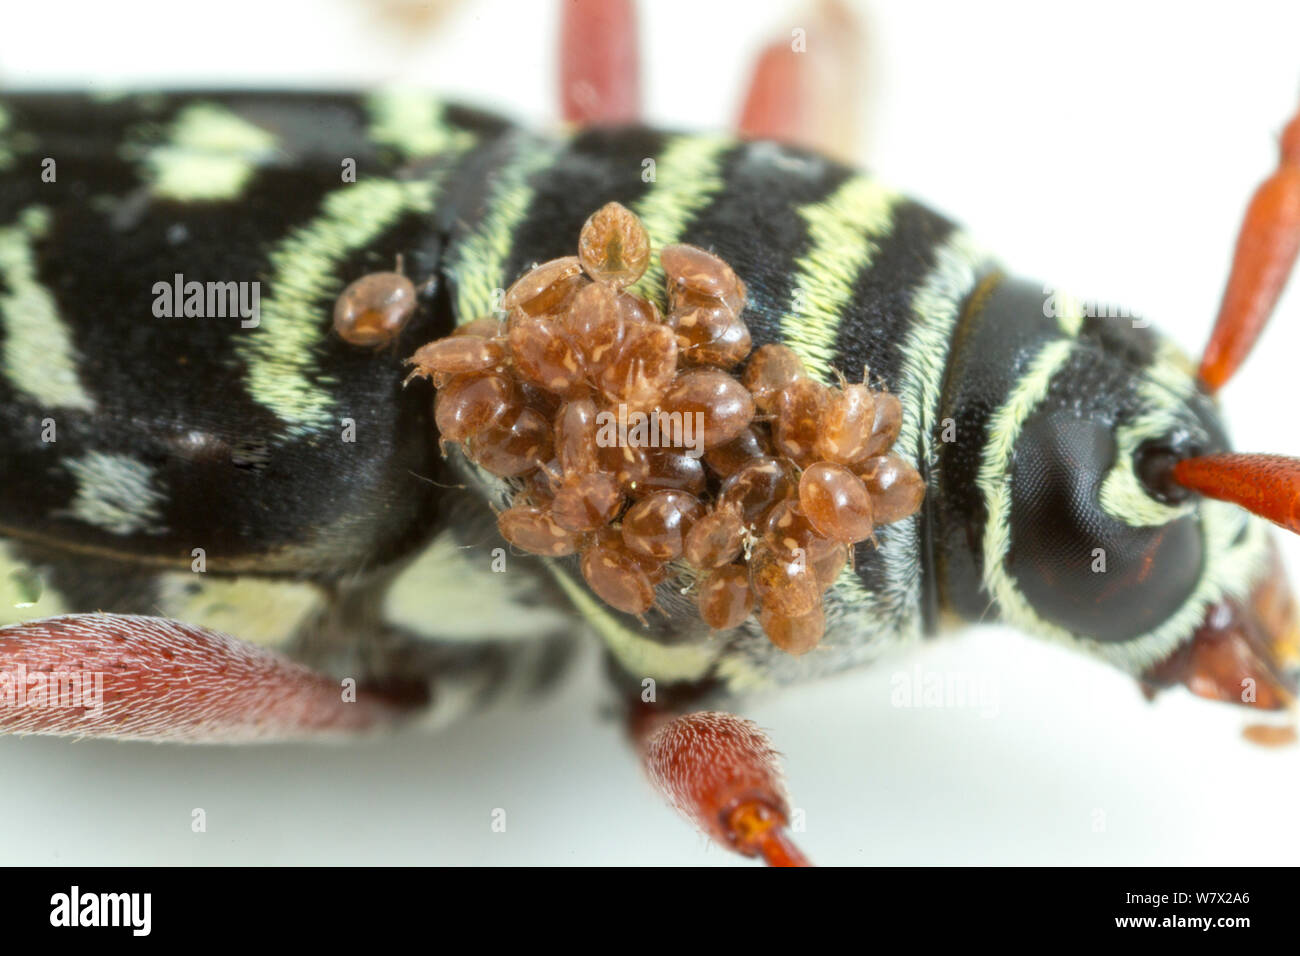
1;0;1300;865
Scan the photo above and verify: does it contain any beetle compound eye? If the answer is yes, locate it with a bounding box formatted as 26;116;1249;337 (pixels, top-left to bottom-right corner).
334;271;417;347
404;204;925;655
1008;415;1203;641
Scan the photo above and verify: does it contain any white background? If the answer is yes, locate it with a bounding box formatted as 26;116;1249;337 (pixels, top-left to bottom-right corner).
3;0;1300;865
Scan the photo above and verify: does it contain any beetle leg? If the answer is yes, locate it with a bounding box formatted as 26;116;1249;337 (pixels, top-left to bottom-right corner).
632;707;811;866
0;613;413;742
558;0;641;125
1197;101;1300;392
736;0;864;160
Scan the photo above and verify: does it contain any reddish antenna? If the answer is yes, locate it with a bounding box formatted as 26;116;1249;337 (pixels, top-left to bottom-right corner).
1197;105;1300;392
1171;102;1300;526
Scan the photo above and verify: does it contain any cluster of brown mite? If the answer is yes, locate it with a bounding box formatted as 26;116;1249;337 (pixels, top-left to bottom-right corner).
400;202;923;656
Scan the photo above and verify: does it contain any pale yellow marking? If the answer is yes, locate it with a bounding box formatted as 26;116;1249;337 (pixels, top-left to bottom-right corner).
155;573;323;649
144;102;278;202
877;232;993;636
237;179;437;435
366;91;475;160
549;567;721;682
1100;341;1199;528
781;174;900;376
0;207;96;411
452;135;569;321
0;541;71;626
62;452;167;536
627;134;733;309
979;337;1076;614
1050;288;1086;336
385;533;572;641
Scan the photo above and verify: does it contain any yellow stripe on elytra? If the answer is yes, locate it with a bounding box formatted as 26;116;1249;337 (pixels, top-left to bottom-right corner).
238;179;437;435
366;91;476;160
453;135;569;322
0;207;96;411
781;175;900;377
628;134;732;309
143;102;279;202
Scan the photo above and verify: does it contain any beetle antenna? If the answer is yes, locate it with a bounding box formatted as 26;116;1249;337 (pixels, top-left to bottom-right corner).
1197;100;1300;392
1171;452;1300;533
559;0;640;125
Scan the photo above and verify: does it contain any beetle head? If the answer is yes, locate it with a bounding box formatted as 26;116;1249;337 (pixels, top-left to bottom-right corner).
986;316;1296;711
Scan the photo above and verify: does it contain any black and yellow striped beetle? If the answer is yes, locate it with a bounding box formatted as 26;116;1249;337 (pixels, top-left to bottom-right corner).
2;0;1300;865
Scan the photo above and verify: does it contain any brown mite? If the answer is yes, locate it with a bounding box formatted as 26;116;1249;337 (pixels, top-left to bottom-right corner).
578;201;651;288
334;271;418;347
402;201;923;661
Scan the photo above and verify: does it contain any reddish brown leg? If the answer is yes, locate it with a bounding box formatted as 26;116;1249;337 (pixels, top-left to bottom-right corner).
0;614;410;742
634;709;811;866
736;0;863;159
558;0;640;125
1198;105;1300;392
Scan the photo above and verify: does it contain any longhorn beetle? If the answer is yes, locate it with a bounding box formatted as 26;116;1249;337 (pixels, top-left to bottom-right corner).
1;0;1299;866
